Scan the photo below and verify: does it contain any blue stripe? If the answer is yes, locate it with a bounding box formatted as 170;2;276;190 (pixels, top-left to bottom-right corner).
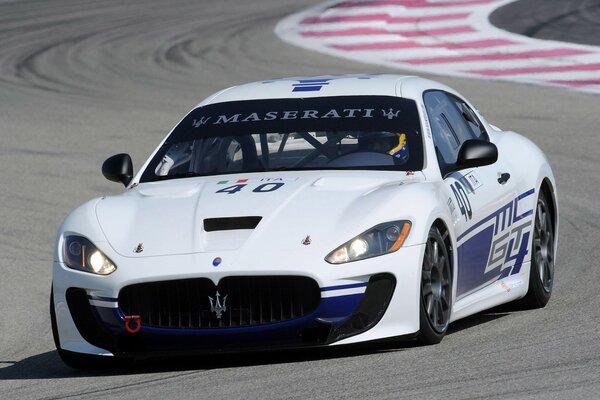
513;189;535;222
321;282;368;292
514;209;533;222
292;86;323;92
456;188;535;242
456;206;504;242
457;225;494;296
517;188;535;200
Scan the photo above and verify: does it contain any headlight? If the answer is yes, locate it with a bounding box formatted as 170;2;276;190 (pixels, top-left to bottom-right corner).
63;235;117;275
325;221;411;264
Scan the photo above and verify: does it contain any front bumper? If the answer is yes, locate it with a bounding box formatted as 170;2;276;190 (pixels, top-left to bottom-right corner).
61;274;394;356
52;244;424;357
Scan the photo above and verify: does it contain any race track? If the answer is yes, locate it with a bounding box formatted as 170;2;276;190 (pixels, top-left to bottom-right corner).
1;0;599;399
490;0;600;46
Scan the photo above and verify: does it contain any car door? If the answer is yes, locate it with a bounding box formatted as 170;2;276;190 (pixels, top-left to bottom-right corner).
424;90;519;300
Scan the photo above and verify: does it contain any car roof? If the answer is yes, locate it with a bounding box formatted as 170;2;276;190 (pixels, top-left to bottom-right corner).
198;74;454;106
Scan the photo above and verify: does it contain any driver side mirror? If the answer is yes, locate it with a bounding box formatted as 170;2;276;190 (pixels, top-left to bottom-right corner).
102;153;133;187
456;139;498;169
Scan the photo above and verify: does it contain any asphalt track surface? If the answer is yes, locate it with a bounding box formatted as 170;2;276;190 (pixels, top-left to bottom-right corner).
0;1;599;399
490;0;600;47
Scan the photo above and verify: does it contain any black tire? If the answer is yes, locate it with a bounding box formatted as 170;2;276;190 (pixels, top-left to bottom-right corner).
50;286;128;370
521;191;555;308
417;226;452;345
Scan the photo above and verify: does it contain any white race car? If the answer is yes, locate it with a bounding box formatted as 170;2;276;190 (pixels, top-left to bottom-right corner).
51;75;558;369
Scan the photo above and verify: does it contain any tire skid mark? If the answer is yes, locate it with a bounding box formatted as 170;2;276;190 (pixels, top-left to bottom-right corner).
276;0;600;94
13;34;102;95
0;3;252;99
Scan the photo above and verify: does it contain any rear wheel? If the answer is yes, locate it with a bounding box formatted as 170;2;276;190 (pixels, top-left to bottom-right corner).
50;286;128;370
417;226;452;345
521;191;555;308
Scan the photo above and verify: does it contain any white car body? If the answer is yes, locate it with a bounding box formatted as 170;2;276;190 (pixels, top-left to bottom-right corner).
52;75;558;360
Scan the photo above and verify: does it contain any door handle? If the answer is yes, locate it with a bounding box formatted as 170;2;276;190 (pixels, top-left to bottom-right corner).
497;172;511;184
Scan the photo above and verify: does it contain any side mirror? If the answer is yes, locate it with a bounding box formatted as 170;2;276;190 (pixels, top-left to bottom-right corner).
102;153;133;187
456;139;498;169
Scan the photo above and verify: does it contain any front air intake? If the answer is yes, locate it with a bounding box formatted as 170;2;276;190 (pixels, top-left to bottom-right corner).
65;288;116;352
203;216;262;232
327;273;396;343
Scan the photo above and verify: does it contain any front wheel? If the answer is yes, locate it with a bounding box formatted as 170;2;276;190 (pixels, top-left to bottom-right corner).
417;226;452;345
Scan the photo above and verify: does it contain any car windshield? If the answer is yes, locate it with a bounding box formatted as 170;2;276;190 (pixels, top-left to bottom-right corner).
140;96;423;182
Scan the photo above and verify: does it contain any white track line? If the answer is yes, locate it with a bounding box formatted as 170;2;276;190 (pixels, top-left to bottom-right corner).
275;0;600;94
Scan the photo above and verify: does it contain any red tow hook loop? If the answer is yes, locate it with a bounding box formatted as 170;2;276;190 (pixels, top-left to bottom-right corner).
124;315;141;334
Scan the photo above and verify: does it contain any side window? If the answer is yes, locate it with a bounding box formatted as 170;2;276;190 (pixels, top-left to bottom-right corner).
447;94;488;140
424;91;489;171
424;91;464;166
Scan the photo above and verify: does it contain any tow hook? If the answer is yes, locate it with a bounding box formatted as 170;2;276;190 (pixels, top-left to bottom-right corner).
124;315;141;333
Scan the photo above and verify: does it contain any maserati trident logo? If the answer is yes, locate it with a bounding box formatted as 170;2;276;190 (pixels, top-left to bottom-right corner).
382;108;401;119
208;291;228;319
134;243;144;253
192;116;211;127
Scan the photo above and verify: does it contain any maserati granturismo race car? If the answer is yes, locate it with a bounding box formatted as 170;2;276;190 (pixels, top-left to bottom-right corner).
51;75;558;369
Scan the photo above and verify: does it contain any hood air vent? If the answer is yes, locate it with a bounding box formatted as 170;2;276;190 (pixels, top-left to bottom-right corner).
204;216;262;232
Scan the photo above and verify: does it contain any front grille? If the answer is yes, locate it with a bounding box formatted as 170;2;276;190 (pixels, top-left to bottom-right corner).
118;276;320;329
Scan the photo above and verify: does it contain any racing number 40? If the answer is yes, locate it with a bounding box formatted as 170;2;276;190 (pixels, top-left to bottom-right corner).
216;182;285;195
451;182;472;221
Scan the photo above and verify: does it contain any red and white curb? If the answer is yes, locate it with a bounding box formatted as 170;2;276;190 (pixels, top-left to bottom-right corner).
275;0;600;94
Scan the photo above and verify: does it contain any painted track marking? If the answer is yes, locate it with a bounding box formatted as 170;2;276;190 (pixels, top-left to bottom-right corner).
276;0;600;94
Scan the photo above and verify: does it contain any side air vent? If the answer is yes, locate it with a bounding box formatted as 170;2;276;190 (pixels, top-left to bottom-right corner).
204;216;262;232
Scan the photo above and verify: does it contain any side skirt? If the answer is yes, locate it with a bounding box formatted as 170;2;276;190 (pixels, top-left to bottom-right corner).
449;265;530;323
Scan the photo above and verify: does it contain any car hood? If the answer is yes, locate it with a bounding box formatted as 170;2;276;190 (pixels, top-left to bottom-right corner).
95;171;425;258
